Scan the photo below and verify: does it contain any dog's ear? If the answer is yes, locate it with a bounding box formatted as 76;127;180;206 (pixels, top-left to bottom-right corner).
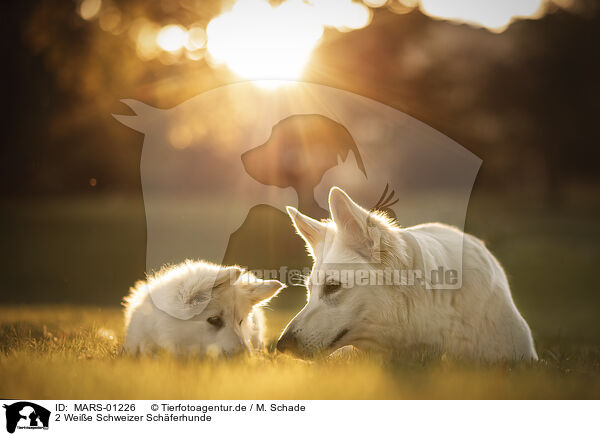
248;280;286;305
213;266;244;289
239;274;286;306
329;186;372;238
151;266;243;320
329;187;385;259
286;206;327;250
329;187;367;231
151;284;212;321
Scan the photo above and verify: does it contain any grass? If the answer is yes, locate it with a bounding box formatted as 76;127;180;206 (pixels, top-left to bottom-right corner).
1;189;599;398
1;305;599;399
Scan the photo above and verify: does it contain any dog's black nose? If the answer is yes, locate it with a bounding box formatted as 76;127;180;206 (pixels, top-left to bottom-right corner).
277;331;299;354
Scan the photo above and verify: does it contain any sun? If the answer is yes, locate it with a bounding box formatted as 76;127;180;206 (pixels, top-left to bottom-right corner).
206;0;371;82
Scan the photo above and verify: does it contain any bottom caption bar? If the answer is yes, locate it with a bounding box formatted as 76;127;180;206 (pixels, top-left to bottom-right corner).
1;400;597;435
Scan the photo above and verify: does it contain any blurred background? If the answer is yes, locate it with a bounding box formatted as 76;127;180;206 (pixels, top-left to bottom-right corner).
1;0;599;342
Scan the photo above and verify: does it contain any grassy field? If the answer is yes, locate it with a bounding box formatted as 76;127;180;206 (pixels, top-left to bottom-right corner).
0;305;599;399
1;189;600;399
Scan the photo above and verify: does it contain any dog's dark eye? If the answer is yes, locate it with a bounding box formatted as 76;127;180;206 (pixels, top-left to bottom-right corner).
323;281;341;295
239;319;243;326
207;316;224;329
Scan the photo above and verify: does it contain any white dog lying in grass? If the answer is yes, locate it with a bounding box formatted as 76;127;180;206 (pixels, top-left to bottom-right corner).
277;187;537;361
123;261;284;356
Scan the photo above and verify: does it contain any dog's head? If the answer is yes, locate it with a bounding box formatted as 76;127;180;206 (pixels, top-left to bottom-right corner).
149;261;285;356
278;187;409;359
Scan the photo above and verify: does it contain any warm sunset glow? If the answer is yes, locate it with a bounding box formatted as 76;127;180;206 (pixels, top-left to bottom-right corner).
206;0;372;81
206;0;322;81
78;0;102;21
311;0;372;31
363;0;389;7
419;0;545;33
156;24;188;52
79;0;568;70
134;21;161;60
185;26;207;51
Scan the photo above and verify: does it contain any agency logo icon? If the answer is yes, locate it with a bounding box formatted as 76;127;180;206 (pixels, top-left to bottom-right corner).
2;402;50;434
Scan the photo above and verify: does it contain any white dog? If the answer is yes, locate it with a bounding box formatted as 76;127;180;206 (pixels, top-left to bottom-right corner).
277;187;537;361
123;261;284;356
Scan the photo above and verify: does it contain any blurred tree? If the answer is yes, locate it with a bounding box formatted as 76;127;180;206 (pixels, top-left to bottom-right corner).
1;0;599;204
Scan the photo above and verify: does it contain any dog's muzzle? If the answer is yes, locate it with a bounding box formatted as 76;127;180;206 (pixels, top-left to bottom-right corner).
276;331;300;355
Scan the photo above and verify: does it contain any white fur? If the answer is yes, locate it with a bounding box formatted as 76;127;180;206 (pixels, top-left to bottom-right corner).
123;260;284;356
278;187;537;361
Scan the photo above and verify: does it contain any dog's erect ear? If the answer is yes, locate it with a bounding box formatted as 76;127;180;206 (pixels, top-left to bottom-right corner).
286;206;327;249
329;187;369;235
329;187;381;257
240;275;286;306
